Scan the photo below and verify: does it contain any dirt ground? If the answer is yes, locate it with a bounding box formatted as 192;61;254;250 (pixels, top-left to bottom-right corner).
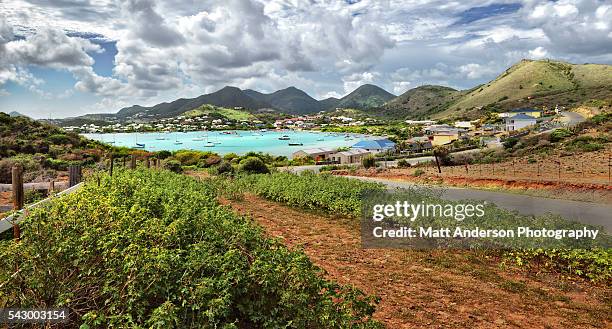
338;149;612;204
225;194;611;329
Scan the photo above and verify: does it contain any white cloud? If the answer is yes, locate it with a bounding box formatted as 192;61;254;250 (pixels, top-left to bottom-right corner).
528;46;548;59
0;0;611;116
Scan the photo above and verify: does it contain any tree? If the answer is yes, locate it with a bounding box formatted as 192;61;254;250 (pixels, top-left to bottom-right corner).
432;146;449;173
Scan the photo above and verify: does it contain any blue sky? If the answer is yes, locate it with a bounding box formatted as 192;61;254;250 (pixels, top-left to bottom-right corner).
0;0;611;118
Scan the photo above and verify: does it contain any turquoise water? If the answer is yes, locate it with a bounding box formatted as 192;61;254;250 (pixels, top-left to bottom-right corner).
84;130;375;157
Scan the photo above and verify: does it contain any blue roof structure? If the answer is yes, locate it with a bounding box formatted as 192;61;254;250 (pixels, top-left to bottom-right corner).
508;113;537;120
352;139;396;150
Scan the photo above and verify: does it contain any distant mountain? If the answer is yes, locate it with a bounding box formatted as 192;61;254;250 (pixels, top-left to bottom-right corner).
242;87;322;115
8;111;27;118
116;86;271;119
335;84;395;110
381;85;461;119
319;97;341;110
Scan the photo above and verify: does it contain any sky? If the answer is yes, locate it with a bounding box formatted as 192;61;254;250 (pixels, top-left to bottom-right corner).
0;0;611;119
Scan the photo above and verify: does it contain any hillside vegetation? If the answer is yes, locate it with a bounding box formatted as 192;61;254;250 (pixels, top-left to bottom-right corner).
183;104;256;121
335;84;395;110
381;85;461;119
0;112;111;183
435;59;612;119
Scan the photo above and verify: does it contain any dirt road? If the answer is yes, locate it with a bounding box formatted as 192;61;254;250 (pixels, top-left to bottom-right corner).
227;195;610;328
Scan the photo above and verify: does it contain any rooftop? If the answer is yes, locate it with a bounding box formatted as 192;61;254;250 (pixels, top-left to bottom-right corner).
508;113;538;120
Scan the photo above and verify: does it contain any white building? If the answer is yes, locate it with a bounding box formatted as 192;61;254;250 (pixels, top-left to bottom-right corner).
505;113;537;131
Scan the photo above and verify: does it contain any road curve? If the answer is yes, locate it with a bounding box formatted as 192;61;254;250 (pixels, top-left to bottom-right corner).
351;176;612;232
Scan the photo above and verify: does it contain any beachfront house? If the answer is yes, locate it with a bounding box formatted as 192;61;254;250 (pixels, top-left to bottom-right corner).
504;113;537;131
292;147;337;161
351;139;396;154
329;148;371;164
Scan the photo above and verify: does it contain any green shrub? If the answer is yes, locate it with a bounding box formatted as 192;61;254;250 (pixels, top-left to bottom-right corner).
550;128;573;142
0;170;381;328
362;155;376;169
239;157;269;174
231;172;383;217
163;160;183;173
413;169;425;177
397;159;410;168
155;150;172;159
214;161;234;175
503;137;519;149
45;134;72;145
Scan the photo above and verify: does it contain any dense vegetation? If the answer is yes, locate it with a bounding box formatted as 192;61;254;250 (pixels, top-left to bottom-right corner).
0;112;113;183
0;170;381;328
218;172;611;281
219;172;384;218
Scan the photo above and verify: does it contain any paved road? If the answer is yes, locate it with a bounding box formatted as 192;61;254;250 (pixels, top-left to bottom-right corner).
559;111;586;126
351;176;612;232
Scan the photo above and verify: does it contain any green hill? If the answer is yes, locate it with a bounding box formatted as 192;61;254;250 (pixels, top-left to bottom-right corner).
381;85;461;119
183;104;256;121
244;87;323;115
434;59;612;119
116;86;271;120
335;84;395;110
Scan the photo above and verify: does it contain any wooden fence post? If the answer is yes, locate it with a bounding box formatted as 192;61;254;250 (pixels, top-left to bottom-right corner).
49;180;55;194
146;157;150;169
109;154;114;177
12;165;24;241
122;156;126;167
129;155;136;169
69;164;82;187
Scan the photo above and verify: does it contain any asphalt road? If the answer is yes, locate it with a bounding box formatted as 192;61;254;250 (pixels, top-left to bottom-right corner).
352;176;612;232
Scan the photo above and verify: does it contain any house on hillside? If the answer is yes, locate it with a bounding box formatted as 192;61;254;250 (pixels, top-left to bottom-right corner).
292;147;337;161
352;139;396;154
504;113;537;131
329;148;371;164
509;108;542;118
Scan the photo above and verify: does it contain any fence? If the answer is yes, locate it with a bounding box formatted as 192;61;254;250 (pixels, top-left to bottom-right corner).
1;154;163;239
417;152;612;185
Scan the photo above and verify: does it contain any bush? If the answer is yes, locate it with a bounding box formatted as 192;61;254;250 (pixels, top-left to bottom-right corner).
163;160;183;173
155;150;172;159
239;156;270;174
397;159;410;168
173;150;205;166
0;170;381;328
503;137;519;149
215;161;234;175
413;169;425;177
550;128;573;142
223;152;239;161
362;155;376;169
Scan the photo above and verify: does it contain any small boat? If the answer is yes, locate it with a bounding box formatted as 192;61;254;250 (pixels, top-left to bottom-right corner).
278;135;290;140
156;137;166;140
192;137;205;141
260;129;267;132
288;143;303;146
317;138;324;141
204;142;215;147
174;141;183;145
135;143;145;149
